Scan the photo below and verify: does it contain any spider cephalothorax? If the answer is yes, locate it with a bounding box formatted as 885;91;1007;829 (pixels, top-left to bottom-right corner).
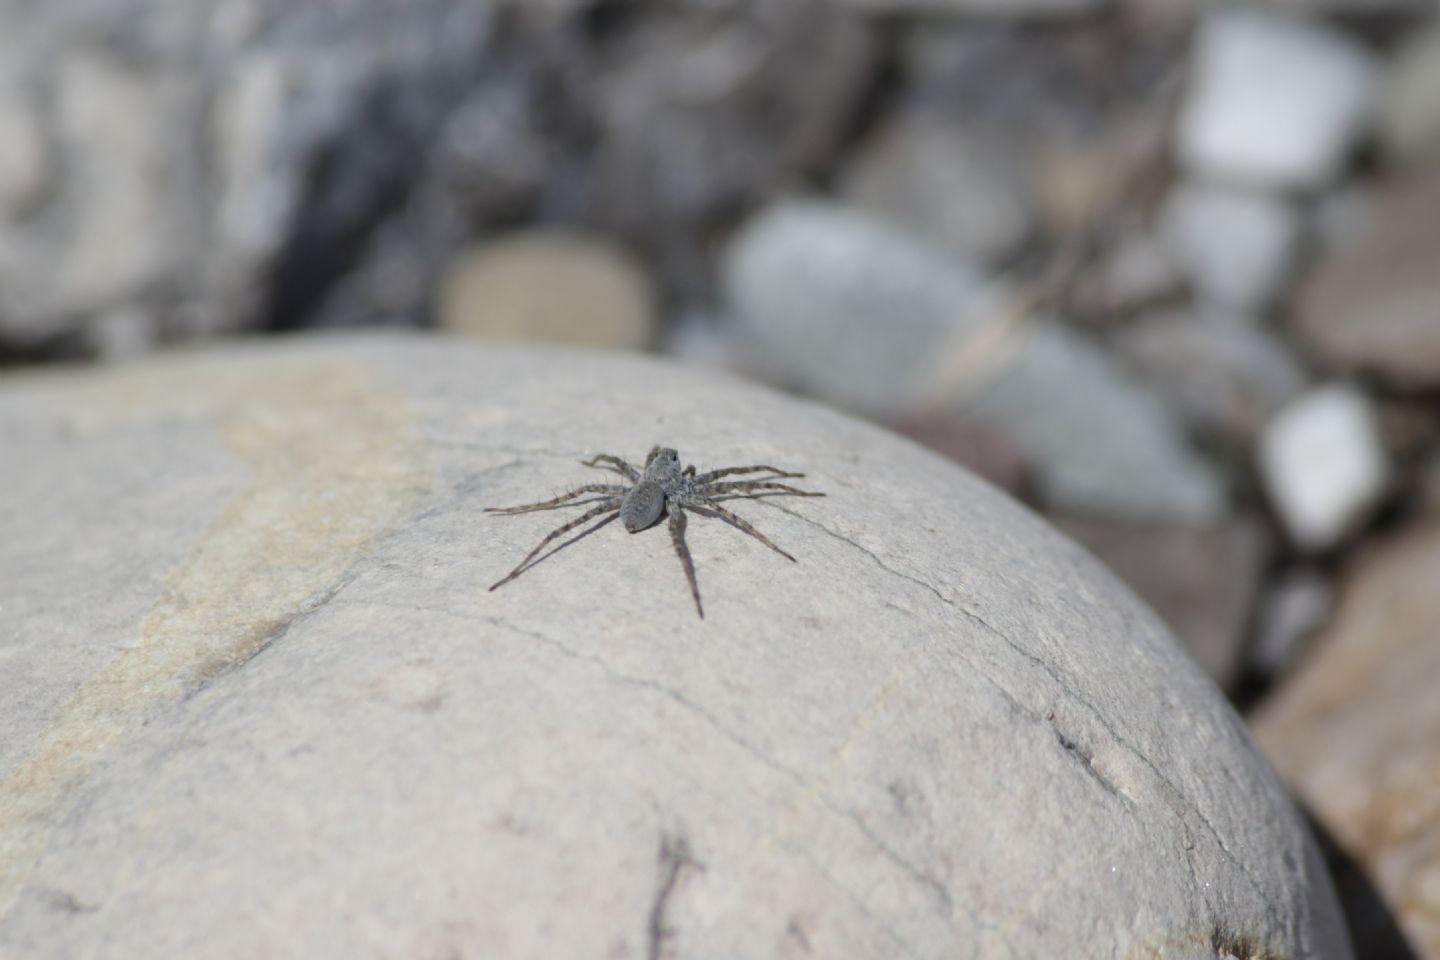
487;446;823;618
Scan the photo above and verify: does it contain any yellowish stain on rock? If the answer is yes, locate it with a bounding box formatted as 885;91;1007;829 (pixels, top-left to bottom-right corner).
0;354;430;914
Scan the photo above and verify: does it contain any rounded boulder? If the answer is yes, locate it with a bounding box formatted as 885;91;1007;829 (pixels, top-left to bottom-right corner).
0;334;1349;958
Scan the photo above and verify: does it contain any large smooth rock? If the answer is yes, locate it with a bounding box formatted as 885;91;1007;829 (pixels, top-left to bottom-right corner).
1054;515;1268;691
0;335;1349;958
1254;524;1440;956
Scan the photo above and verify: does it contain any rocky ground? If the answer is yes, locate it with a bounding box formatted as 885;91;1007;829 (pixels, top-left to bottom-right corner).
1;0;1438;955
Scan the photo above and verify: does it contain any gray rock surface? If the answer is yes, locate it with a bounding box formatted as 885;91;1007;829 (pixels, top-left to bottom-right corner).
0;0;497;348
963;321;1226;523
1294;168;1440;388
723;199;997;416
724;200;1224;523
1254;524;1440;957
1161;182;1302;314
839;114;1034;264
581;3;875;231
1118;309;1309;441
0;334;1349;958
1054;515;1268;691
1177;10;1376;189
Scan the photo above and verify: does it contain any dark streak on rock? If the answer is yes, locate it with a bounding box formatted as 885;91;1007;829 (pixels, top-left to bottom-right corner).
647;833;701;960
40;887;99;915
1047;712;1124;801
786;915;813;954
1211;922;1280;960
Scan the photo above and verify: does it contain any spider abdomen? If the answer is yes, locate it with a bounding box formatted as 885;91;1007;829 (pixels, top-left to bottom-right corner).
620;479;665;532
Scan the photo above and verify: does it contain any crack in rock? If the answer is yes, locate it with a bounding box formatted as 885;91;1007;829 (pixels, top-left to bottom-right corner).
647;833;701;960
761;502;1278;918
340;600;940;954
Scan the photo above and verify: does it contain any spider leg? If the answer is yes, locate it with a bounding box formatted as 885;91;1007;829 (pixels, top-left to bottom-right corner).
581;454;640;483
667;504;703;619
489;500;622;590
681;497;796;562
485;484;627;514
699;481;824;498
693;464;804;484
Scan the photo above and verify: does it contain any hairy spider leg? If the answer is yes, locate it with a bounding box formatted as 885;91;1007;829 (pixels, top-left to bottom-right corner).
506;510;622;585
681;497;796;562
692;464;805;484
489;499;622;590
667;505;703;619
701;481;824;498
485;484;628;515
582;453;640;482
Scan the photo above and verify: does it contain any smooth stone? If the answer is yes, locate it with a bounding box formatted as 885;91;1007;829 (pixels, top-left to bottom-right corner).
1054;515;1268;691
723;198;995;416
1161;181;1302;314
1177;11;1377;189
437;231;656;350
1293;168;1440;389
1258;383;1389;552
839;114;1033;264
724;199;1224;523
962;320;1226;523
1118;308;1309;441
0;334;1350;958
1254;523;1440;956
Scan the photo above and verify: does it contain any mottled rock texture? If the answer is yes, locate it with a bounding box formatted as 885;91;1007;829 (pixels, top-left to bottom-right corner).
1255;524;1440;957
0;335;1349;958
0;0;496;347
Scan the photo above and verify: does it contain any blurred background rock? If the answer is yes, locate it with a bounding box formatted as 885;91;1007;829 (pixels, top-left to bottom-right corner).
0;0;1436;954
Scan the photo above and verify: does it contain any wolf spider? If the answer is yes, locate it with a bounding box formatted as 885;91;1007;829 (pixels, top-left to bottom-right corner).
487;446;824;618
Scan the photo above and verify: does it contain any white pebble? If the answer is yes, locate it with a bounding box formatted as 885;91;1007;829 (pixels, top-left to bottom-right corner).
1178;11;1377;188
1259;384;1389;550
1162;181;1301;313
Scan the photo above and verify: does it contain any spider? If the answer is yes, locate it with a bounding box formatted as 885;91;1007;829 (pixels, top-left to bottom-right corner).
486;446;824;618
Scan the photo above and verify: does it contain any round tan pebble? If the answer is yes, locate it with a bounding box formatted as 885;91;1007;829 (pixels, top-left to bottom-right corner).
438;231;656;350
